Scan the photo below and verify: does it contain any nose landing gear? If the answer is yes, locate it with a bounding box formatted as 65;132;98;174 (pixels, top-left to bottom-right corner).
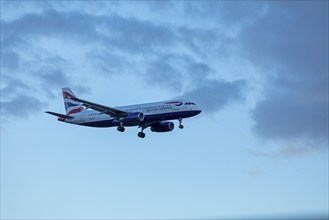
178;118;184;129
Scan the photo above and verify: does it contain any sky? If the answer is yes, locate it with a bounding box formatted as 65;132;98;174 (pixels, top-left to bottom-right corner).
1;1;328;219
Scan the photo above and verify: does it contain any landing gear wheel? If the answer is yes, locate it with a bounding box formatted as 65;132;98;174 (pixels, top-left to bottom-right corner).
178;118;184;129
138;132;145;138
117;126;125;132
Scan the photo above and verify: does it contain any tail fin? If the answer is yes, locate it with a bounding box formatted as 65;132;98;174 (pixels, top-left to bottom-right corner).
62;88;84;115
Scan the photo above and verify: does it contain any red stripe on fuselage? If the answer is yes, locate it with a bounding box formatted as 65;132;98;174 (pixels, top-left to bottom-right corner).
68;107;83;115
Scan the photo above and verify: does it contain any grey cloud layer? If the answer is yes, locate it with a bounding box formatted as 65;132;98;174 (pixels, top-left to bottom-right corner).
1;79;47;118
1;2;327;146
1;94;46;118
1;5;245;119
238;2;328;143
181;79;246;112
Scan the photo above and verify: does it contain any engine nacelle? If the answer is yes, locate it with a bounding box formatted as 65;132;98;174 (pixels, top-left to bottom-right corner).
120;112;145;122
150;122;175;132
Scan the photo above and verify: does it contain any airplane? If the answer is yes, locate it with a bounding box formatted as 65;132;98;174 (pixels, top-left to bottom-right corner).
46;88;202;138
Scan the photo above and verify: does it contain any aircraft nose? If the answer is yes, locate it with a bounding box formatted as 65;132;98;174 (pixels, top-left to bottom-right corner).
194;108;202;115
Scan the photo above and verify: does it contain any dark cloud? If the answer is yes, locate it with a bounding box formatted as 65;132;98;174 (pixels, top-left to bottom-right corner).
1;94;46;118
143;53;246;113
87;49;131;76
183;1;265;26
38;69;69;88
2;9;98;43
1;8;179;74
181;79;246;113
187;62;211;80
1;79;30;99
176;26;224;58
238;2;329;143
1;5;249;120
1;8;97;119
102;15;177;54
3;9;177;53
252;83;328;141
1;50;20;69
239;2;328;73
35;68;71;98
144;55;185;91
1;79;46;118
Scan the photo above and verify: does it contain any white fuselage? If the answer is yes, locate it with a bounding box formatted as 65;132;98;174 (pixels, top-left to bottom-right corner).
66;100;201;127
47;87;202;138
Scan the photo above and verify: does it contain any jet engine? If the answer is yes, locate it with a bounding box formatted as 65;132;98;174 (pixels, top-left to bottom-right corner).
150;122;175;132
120;112;145;122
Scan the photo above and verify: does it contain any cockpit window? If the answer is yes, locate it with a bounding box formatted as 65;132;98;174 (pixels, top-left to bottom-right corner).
185;102;196;105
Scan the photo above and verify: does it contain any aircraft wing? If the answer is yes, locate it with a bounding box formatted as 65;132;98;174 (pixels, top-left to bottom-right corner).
71;97;127;118
45;111;74;119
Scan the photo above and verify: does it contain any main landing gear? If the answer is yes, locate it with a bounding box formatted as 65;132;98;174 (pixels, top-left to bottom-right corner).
138;126;146;138
178;118;184;129
117;123;146;138
117;123;125;132
138;131;145;138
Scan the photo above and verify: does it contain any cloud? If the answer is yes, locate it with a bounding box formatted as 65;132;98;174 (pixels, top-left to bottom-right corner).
143;53;247;113
87;49;130;76
1;4;251;120
245;168;265;177
252;88;328;142
181;79;246;113
2;9;98;43
38;69;69;87
1;79;30;98
249;149;275;160
1;9;98;118
145;56;184;91
1;94;46;118
1;8;179;73
102;15;177;54
279;144;312;159
238;2;329;144
0;78;46;118
248;139;319;160
4;8;176;53
239;2;328;70
1;50;20;69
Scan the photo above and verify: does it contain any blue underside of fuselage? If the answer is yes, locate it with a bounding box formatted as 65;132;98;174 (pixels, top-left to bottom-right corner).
80;110;201;127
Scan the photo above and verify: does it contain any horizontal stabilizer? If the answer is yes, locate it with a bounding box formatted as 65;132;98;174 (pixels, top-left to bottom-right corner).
45;111;74;119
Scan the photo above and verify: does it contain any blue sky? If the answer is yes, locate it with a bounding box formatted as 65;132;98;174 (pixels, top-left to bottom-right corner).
1;1;328;219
